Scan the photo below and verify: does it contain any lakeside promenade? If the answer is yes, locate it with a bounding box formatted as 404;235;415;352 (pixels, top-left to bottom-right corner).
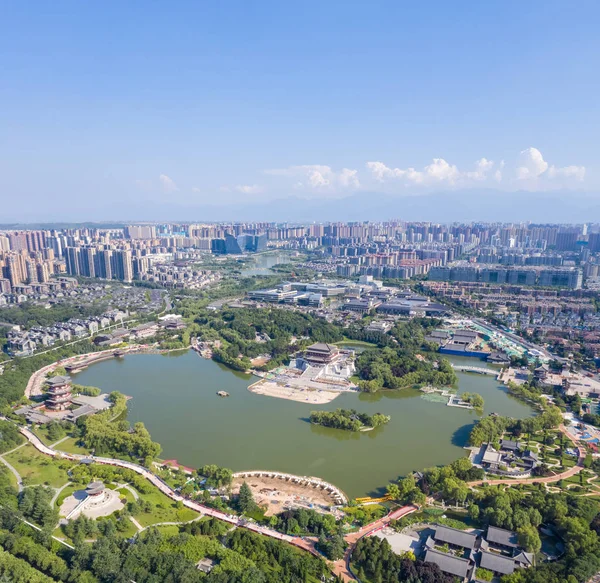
25;344;188;398
11;420;417;581
2;411;418;582
15;424;296;542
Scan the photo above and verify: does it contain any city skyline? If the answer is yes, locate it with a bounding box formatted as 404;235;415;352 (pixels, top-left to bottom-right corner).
2;1;599;222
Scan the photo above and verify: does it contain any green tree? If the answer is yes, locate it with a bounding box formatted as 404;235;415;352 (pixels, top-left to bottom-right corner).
238;481;256;513
517;525;542;554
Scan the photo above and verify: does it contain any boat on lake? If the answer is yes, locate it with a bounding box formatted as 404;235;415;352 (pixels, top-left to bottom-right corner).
217;390;230;397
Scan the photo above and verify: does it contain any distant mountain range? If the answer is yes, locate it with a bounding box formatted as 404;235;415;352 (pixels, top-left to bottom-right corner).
3;189;599;225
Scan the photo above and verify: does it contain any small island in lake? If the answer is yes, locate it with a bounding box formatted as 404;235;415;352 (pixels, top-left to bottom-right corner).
461;392;484;409
310;408;391;432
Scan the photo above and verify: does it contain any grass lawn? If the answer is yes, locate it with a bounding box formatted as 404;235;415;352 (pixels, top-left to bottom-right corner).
392;508;474;531
4;444;72;488
55;437;92;456
1;463;19;490
31;425;67;447
131;484;200;527
154;524;181;537
52;526;73;545
115;518;139;538
116;487;137;504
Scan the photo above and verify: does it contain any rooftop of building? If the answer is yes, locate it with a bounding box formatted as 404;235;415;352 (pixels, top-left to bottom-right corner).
486;525;519;548
424;549;471;578
306;343;338;354
47;375;72;386
433;524;479;550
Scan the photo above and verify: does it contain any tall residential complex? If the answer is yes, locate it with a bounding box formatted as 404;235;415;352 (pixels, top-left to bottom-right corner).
1;222;600;292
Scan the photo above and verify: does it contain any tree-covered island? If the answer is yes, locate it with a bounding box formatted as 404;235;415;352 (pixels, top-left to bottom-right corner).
310;408;391;431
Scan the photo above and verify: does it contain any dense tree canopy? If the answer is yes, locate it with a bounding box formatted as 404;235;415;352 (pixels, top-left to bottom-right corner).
310;408;390;431
355;319;456;392
81;392;161;463
352;536;455;583
0;419;25;454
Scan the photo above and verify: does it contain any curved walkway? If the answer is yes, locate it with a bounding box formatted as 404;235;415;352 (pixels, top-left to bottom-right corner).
50;481;72;507
16;424;298;543
117;482;139;500
0;455;23;493
11;419;416;581
333;505;417;582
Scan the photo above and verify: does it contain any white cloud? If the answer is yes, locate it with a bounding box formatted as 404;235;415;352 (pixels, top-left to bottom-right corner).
159;174;179;193
366;158;464;186
515;147;586;185
465;158;494;181
425;158;460;182
366;149;585;191
338;168;360;189
234;184;263;194
192;187;201;193
516;147;548;181
547;165;586;181
264;165;360;191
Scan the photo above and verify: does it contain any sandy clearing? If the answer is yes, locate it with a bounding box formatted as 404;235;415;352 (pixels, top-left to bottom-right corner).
231;475;340;516
248;379;341;403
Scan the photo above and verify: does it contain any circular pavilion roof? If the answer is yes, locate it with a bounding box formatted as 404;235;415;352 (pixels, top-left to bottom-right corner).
86;481;105;496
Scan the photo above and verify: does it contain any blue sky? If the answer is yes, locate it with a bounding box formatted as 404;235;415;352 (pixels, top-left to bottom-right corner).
1;1;599;221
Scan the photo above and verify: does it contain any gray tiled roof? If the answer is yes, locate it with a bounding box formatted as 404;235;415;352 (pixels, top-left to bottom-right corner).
500;439;521;451
47;375;71;385
433;525;479;550
479;550;516;575
424;549;471;578
513;551;534;567
307;343;337;353
486;526;519;548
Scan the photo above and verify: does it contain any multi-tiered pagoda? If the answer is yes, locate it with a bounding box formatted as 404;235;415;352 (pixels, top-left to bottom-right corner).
45;375;73;411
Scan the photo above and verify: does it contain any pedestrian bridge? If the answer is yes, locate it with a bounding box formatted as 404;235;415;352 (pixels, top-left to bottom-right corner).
451;364;498;376
233;470;348;505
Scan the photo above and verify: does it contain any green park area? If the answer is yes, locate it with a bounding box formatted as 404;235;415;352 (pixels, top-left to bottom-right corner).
128;483;199;527
4;444;72;488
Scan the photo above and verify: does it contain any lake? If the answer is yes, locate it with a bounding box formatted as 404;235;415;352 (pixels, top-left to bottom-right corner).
72;351;533;498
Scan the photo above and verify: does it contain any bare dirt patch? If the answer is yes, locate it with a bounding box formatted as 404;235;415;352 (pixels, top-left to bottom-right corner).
231;475;339;516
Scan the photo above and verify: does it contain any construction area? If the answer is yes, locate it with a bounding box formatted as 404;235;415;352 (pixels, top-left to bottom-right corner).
232;471;347;516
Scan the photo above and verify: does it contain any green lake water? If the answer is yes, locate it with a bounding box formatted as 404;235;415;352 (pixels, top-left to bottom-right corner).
72;352;533;498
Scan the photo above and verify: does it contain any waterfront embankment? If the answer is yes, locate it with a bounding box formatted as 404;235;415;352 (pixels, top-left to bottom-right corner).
25;345;190;398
